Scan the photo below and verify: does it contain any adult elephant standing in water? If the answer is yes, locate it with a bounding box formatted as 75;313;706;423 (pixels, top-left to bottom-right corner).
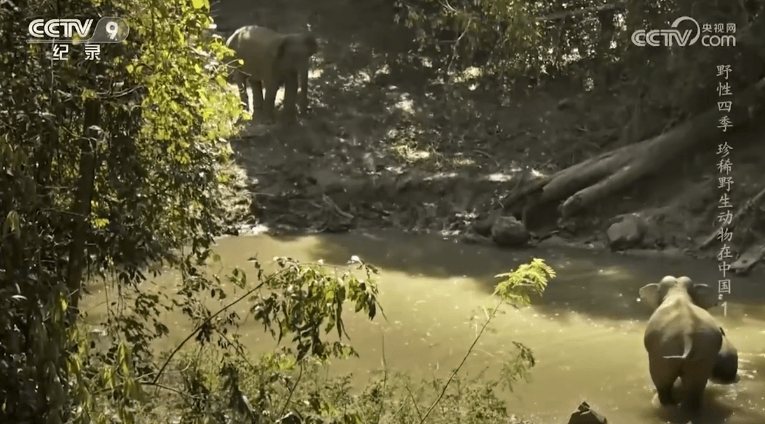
638;275;737;412
226;25;318;122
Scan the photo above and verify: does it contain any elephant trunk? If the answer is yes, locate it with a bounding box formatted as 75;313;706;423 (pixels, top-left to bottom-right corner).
662;333;693;359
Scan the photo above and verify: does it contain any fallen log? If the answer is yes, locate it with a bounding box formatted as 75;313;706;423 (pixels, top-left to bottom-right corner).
730;243;765;275
529;76;765;218
700;184;765;248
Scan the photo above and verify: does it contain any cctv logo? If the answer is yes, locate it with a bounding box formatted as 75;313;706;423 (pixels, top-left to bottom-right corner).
28;19;94;43
631;16;736;47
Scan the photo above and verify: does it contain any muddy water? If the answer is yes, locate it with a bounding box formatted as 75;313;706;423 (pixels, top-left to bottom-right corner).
83;231;765;424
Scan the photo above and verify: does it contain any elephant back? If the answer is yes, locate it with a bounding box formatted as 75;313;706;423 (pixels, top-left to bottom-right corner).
226;26;281;58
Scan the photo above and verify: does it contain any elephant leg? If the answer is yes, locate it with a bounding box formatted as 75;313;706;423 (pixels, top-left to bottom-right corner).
233;71;249;113
263;80;279;123
681;375;709;411
251;80;264;111
648;356;679;406
657;385;676;406
282;72;298;121
298;66;309;114
680;357;715;411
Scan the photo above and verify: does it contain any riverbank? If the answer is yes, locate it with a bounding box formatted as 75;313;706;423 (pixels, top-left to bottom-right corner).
212;0;765;268
218;115;765;268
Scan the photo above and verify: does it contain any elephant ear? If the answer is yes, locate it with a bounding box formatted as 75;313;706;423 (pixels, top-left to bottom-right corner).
276;34;317;60
689;283;719;309
638;283;662;309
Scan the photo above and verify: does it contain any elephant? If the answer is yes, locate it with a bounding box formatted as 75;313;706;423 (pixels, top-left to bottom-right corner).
225;25;318;122
711;326;738;384
638;275;736;411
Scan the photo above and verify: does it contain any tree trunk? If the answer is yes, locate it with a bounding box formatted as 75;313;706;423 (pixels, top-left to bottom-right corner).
523;76;765;218
65;99;101;320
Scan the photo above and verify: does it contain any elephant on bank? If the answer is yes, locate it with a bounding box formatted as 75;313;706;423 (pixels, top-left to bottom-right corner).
639;276;738;411
225;25;318;122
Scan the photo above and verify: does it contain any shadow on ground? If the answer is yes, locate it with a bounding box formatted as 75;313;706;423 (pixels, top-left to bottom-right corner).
210;0;593;179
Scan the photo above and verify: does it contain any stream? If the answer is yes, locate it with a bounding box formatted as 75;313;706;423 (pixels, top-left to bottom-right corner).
83;231;765;424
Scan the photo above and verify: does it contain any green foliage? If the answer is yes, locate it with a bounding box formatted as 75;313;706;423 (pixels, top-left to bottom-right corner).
247;256;381;361
0;0;244;420
394;0;542;76
494;257;554;307
2;0;559;421
150;256;382;389
491;260;551;392
67;329;143;424
87;255;550;424
394;0;765;124
620;0;765;117
134;256;382;424
171;311;540;424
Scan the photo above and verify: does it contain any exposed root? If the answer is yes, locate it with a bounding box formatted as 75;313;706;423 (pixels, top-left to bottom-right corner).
506;77;765;221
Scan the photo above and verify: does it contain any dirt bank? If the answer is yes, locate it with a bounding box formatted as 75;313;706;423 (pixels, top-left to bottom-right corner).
212;0;765;269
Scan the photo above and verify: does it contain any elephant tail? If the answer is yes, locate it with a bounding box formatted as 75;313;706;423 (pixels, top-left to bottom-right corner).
663;333;693;359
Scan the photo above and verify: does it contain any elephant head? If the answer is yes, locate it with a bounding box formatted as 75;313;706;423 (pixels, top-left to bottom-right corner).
267;32;318;119
639;275;718;311
275;33;318;68
638;275;731;411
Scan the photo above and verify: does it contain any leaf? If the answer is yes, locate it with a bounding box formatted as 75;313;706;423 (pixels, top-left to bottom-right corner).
215;74;227;87
103;368;115;389
3;210;20;239
93;218;110;228
191;0;205;9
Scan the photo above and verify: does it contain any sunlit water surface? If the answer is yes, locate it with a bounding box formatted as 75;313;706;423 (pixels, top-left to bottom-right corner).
83;231;765;424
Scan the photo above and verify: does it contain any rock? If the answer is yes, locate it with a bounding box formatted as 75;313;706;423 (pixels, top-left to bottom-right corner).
585;240;607;250
245;177;260;190
473;211;498;237
224;225;240;236
606;213;647;251
460;232;493;245
324;217;353;233
567;401;607;424
491;216;530;246
394;174;414;192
